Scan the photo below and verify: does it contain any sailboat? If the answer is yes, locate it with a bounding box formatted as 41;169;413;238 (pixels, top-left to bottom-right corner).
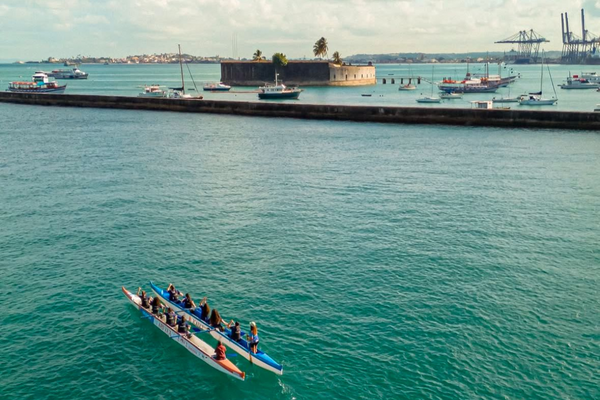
492;85;519;103
416;66;441;103
168;44;203;99
519;51;557;106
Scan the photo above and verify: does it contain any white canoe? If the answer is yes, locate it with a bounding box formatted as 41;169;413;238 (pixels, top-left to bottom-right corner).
122;287;245;381
150;282;283;375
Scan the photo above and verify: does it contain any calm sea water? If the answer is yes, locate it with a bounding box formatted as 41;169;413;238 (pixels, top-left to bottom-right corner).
0;62;599;111
0;66;599;399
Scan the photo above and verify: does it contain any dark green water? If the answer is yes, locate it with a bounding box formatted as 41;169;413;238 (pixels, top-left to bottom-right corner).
0;103;598;399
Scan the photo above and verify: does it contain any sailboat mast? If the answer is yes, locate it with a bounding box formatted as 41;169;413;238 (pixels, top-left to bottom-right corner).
178;44;185;94
540;51;544;94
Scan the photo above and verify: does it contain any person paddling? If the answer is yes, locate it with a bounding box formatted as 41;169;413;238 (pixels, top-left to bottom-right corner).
215;341;227;360
209;309;225;332
228;320;242;342
166;307;177;327
177;316;188;333
166;283;182;302
198;297;210;323
137;288;150;309
151;296;162;315
183;293;196;309
247;322;259;354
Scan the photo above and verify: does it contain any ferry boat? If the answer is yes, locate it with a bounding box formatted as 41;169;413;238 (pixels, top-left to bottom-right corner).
258;73;302;100
47;68;88;79
7;72;66;93
558;75;599;89
203;82;231;91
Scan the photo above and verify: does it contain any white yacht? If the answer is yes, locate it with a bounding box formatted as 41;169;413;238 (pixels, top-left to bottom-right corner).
558;75;599;89
138;85;168;98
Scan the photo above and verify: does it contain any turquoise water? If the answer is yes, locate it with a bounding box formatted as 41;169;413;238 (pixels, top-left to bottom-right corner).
1;63;599;111
0;77;599;399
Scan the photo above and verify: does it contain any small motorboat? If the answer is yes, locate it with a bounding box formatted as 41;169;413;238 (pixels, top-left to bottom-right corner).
416;96;441;103
398;84;416;91
258;73;302;100
440;92;463;99
138;85;168;98
203;82;231;91
558;75;599;89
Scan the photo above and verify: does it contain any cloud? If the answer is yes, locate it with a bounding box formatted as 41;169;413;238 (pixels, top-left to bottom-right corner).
0;0;591;59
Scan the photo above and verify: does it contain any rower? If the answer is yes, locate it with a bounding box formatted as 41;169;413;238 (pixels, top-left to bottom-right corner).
137;288;150;309
247;322;259;354
215;341;227;360
183;293;196;309
198;297;210;323
177;316;189;335
228;320;241;342
209;309;225;332
166;307;177;327
151;296;162;315
167;283;181;302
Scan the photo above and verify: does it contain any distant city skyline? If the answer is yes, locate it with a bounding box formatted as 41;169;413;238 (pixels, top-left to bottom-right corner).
0;0;595;61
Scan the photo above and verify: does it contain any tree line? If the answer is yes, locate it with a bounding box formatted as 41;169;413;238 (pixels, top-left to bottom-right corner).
251;37;343;67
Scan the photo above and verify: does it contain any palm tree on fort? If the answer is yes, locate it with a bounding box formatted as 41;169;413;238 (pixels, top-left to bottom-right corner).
253;49;263;61
313;37;329;59
332;51;342;65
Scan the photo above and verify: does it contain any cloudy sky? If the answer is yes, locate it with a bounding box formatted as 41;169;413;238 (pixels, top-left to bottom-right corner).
0;0;597;60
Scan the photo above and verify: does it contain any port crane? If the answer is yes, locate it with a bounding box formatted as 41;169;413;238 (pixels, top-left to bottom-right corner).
495;30;548;63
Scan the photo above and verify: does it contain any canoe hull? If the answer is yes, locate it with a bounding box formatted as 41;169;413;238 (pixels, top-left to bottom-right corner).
122;287;245;380
150;282;283;375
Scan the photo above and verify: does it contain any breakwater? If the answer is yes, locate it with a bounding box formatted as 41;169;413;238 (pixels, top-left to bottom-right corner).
1;92;600;130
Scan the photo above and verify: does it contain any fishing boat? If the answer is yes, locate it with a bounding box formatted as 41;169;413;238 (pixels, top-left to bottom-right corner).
519;51;557;106
7;73;66;93
258;73;302;100
558;74;599;89
150;282;284;375
138;85;168;98
203;82;231;91
122;286;245;380
417;67;441;103
47;68;88;79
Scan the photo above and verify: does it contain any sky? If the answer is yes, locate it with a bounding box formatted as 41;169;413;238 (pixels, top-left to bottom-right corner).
0;0;597;61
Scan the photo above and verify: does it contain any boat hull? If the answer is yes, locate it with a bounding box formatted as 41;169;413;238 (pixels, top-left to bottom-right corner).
122;287;245;381
558;84;599;89
150;282;283;375
519;99;557;106
7;86;66;93
203;87;231;92
258;91;301;100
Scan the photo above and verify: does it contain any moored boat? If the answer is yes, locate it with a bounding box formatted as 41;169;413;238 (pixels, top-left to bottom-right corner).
150;282;284;375
416;96;441;103
203;82;231;91
518;94;557;106
258;73;302;100
398;84;416;91
440;92;463;99
7;73;66;93
138;85;168;98
558;75;599;89
122;286;245;380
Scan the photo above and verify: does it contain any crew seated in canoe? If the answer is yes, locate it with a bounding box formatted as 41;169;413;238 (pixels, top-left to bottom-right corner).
183;293;196;309
167;283;182;302
247;322;259;354
166;307;177;327
197;297;210;323
177;316;191;337
215;341;227;361
136;288;151;309
209;309;225;332
151;296;162;315
228;320;242;342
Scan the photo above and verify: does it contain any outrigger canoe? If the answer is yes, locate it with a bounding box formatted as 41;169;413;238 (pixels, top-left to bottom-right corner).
122;286;245;381
150;282;283;375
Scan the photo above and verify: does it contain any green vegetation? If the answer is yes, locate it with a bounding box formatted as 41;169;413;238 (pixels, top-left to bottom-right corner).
332;51;342;65
272;53;288;70
252;49;264;61
313;37;329;59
